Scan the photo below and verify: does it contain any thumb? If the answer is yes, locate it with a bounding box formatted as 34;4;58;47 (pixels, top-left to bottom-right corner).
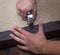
37;23;45;35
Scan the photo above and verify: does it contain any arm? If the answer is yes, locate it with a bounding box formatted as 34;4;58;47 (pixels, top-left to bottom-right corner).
43;41;60;55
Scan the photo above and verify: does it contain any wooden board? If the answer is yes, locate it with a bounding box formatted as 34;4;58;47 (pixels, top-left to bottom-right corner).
0;21;60;50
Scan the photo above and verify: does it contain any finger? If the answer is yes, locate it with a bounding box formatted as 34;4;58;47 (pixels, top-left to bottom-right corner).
32;1;37;19
10;29;25;40
32;10;37;21
20;11;27;20
14;26;32;37
17;45;28;51
38;23;45;35
16;1;27;20
32;4;37;15
17;8;27;21
10;34;26;45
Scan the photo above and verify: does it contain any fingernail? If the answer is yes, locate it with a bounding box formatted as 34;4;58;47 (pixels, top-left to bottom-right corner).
10;34;13;36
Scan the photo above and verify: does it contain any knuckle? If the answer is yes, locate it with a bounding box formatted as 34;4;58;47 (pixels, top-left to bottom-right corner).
15;31;20;35
20;8;25;12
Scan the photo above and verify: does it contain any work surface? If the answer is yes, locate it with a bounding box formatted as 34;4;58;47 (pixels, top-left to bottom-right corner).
0;0;60;32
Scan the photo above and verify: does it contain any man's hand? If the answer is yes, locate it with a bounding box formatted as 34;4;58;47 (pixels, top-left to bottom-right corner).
16;0;37;20
10;23;47;54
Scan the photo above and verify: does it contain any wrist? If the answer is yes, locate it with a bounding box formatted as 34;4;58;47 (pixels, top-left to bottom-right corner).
35;40;49;54
42;40;49;54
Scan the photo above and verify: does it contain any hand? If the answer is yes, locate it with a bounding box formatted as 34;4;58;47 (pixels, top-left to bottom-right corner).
16;0;37;20
10;23;48;54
